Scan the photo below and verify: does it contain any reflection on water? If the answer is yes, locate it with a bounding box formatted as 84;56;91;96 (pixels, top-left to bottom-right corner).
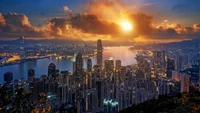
0;46;136;83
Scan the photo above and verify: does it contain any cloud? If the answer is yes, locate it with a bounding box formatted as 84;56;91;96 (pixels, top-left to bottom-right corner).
0;12;45;38
45;18;68;37
194;24;200;30
63;6;72;13
0;13;5;25
1;2;200;42
129;13;153;36
151;20;200;41
44;17;98;40
70;13;120;35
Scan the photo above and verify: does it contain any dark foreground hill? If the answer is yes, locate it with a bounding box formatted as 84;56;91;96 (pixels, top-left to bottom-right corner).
120;92;200;113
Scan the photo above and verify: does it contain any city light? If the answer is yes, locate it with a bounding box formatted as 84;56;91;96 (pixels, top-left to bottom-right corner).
0;0;199;112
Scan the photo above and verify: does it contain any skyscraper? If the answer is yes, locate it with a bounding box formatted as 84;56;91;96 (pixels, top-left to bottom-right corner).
166;58;175;78
4;72;13;84
75;53;83;77
75;53;83;108
116;60;121;70
105;58;114;72
97;39;103;66
153;51;162;65
96;81;102;108
48;63;56;79
28;68;35;82
87;58;92;73
180;73;190;93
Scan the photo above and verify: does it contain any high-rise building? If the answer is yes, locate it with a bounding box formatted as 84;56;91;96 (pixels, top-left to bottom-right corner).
91;89;98;113
176;55;189;71
166;58;175;78
161;50;166;66
87;58;92;73
158;80;170;95
4;72;13;84
180;73;190;93
75;53;83;78
153;51;162;65
172;70;180;81
135;88;146;104
71;53;77;72
48;63;56;79
28;68;35;82
116;60;121;70
96;81;102;108
97;39;103;66
105;58;114;72
74;53;83;110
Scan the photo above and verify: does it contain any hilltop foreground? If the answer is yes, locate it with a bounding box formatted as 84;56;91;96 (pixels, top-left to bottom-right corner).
120;93;200;113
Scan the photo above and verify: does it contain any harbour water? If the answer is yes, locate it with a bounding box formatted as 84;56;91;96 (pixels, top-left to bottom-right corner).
0;46;137;83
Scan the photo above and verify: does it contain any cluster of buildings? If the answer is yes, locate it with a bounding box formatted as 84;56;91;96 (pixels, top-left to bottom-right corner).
2;39;200;113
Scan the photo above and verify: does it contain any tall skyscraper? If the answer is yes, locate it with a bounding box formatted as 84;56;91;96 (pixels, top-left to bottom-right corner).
4;72;13;84
87;58;92;73
105;58;114;72
75;53;83;78
166;58;175;78
75;53;83;109
48;63;56;79
28;68;35;82
97;39;103;66
96;81;102;108
116;60;121;70
153;51;162;65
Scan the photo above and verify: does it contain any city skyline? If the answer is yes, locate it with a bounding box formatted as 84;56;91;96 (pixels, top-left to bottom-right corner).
0;0;200;43
1;1;200;113
1;39;200;112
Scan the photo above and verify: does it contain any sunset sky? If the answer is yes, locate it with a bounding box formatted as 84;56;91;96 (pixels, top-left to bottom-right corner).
0;0;200;42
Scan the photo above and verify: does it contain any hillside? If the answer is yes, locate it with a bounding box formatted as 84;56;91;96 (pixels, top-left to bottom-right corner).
120;93;200;113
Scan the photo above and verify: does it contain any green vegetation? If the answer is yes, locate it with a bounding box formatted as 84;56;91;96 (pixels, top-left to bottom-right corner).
120;93;200;113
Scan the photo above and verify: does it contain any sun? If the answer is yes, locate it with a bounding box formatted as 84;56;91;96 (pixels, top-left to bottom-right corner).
121;21;133;31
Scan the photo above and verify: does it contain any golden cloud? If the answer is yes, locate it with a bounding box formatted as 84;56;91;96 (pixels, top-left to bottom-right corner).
0;1;200;43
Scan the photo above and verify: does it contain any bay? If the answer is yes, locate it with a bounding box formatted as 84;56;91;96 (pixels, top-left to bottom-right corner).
0;46;137;83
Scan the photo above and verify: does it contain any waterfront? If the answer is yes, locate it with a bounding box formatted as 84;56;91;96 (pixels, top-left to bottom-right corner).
0;46;137;83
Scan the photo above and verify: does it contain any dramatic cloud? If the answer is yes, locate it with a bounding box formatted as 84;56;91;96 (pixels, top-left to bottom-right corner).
1;1;200;42
87;0;125;22
129;13;153;36
152;20;200;41
45;18;69;37
70;14;120;35
0;13;5;26
194;24;200;30
0;12;45;38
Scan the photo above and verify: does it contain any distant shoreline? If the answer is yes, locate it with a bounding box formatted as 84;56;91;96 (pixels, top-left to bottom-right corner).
0;54;96;68
0;56;50;67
